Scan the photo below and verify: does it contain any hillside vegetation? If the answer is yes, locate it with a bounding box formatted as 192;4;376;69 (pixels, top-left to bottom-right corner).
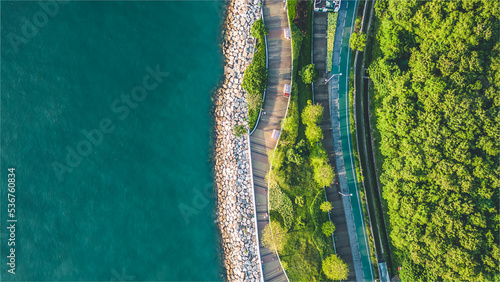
369;0;499;281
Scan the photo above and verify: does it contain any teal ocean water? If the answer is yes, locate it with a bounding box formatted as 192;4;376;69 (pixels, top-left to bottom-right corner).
1;1;223;281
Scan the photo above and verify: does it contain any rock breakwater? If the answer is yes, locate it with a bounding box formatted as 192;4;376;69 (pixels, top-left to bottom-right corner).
214;0;263;281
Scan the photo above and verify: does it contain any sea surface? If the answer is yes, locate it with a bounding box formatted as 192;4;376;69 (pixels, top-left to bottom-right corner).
1;1;223;281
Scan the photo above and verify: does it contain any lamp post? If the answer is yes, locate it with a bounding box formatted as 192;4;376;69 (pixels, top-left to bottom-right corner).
325;73;342;83
338;191;352;197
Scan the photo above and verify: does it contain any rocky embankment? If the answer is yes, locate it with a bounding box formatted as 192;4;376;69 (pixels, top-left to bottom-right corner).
214;0;262;281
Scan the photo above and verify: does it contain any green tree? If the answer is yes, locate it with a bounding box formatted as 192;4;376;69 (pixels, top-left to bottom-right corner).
305;123;323;144
322;221;336;237
301;100;324;125
320;201;332;212
285;139;306;165
251;19;269;39
322;255;349;280
349;32;366;51
313;162;334;187
299;63;318;84
261;221;288;253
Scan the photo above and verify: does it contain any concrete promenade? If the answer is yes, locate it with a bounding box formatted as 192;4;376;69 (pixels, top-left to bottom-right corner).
249;0;291;281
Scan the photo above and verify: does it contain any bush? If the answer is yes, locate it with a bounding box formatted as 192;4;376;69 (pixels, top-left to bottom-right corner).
290;23;304;75
301;100;324;126
242;64;267;108
327;12;339;72
251;18;269;39
322;221;336;237
305;123;323;144
285;140;306;166
310;190;331;258
295;196;304;207
269;185;294;230
233;124;246;138
281;100;300;144
349;32;366;51
320;201;333;212
313;162;335;188
299;63;318;84
243;20;268;131
322;255;349;280
262;220;288;253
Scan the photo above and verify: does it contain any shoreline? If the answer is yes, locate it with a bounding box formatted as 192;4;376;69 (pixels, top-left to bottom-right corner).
213;0;262;280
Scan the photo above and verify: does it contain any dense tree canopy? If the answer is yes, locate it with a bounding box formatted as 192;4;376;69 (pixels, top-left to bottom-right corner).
369;0;499;281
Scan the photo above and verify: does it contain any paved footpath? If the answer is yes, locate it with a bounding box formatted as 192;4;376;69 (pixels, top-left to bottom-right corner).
312;10;357;282
249;0;291;281
328;0;375;281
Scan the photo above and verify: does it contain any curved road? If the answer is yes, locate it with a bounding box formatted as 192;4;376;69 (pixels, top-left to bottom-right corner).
249;0;291;281
328;0;375;281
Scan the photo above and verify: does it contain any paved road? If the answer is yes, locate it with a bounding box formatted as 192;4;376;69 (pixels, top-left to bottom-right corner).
249;0;291;281
312;11;357;282
328;0;375;281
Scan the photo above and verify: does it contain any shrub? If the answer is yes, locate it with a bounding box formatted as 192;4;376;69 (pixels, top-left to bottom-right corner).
285;139;306;166
313;162;334;188
349;32;366;52
251;18;269;39
322;255;349;280
322;221;336;237
310;190;331;258
262;220;288;253
294;195;304;207
269;185;294;230
290;23;304;74
242;64;267;108
327;12;338;72
281;100;299;144
295;215;305;229
320;201;332;212
305;123;323;144
243;20;268;131
301;100;324;126
310;145;335;188
233;124;246;138
268;147;286;171
299;63;319;84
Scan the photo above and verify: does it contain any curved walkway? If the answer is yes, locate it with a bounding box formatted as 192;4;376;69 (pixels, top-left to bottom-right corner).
249;0;291;281
327;0;375;281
